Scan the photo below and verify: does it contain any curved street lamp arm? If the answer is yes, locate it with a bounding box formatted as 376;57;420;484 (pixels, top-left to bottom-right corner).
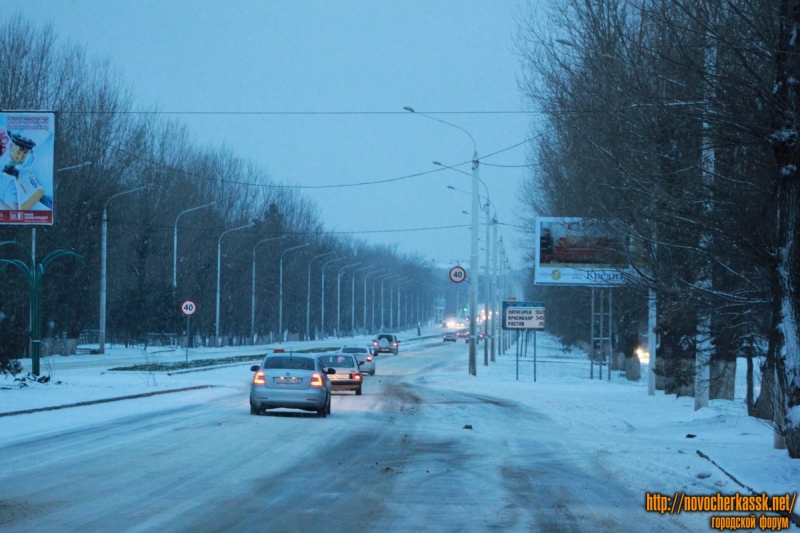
404;107;477;154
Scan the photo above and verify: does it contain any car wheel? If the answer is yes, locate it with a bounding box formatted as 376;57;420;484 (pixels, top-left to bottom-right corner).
356;387;362;396
326;395;332;415
250;403;260;415
370;370;375;376
317;401;327;418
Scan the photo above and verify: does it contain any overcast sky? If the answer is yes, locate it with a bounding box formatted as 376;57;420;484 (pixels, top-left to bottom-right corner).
17;0;536;269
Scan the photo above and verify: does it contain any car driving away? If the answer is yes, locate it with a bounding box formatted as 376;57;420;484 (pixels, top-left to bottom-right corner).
318;353;363;395
443;331;457;342
340;344;375;376
372;333;400;354
250;353;334;417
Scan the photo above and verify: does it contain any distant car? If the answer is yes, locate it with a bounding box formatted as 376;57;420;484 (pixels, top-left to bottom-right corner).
250;354;333;417
457;328;484;343
340;345;375;376
318;353;363;395
443;331;457;342
373;334;400;355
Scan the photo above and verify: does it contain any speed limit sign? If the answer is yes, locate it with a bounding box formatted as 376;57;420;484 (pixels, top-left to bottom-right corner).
181;300;198;317
449;266;466;283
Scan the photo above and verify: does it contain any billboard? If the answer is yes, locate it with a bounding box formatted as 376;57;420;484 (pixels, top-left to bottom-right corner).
0;111;56;225
534;217;631;286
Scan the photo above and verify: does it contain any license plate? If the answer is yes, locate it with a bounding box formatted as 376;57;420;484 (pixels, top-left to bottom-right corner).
331;374;348;380
274;376;301;384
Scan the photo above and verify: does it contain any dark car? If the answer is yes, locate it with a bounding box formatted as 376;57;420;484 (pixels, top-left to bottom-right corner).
250;354;334;417
372;334;400;355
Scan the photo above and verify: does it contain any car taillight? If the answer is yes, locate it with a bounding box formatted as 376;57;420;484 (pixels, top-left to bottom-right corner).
310;373;324;387
350;372;362;380
393;342;397;346
253;371;265;385
366;355;373;362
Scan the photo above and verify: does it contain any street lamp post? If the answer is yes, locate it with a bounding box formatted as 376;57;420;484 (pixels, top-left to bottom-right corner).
389;277;408;330
406;106;479;375
444;171;496;367
279;243;310;342
251;235;286;341
24;161;93;357
363;269;384;334
321;257;347;338
372;273;393;333
173;202;215;288
381;274;402;331
307;251;335;341
336;262;361;337
397;279;413;331
351;266;374;336
215;222;253;346
99;185;147;354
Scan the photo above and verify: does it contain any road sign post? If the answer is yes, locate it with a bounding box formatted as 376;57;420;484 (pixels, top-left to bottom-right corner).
181;300;197;363
502;301;545;381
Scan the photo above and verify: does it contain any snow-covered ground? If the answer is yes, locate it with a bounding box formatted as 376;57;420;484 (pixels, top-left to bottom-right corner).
1;328;798;529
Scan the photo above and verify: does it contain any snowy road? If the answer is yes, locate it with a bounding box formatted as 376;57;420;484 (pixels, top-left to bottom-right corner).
1;339;709;532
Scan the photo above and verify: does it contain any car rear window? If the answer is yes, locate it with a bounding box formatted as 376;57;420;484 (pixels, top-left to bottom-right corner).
318;355;356;368
262;356;315;371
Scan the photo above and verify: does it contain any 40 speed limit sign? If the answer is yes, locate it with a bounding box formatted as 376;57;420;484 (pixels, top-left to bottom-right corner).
181;300;198;317
449;266;466;283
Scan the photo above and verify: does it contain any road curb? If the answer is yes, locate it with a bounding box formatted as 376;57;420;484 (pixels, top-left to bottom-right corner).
0;385;217;418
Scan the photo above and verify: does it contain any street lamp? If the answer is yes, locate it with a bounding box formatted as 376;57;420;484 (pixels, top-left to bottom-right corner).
396;279;413;331
307;251;335;341
381;274;402;330
363;269;384;334
215;222;253;346
388;277;408;329
406;106;479;374
321;257;347;338
173;201;215;288
251;235;286;341
372;273;393;333
279;242;310;342
99;185;147;354
24;161;93;357
351;265;374;336
336;262;361;337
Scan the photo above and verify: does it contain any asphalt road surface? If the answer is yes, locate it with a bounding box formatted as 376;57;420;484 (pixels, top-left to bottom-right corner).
0;340;700;532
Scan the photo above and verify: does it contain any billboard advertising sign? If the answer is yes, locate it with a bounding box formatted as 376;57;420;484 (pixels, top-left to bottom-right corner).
534;217;631;286
0;111;56;225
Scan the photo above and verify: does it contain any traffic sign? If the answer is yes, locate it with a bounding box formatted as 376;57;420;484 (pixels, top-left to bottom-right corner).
502;301;545;330
181;300;198;317
449;266;466;283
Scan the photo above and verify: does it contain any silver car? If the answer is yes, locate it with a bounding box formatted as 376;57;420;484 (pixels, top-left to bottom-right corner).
318;353;363;395
250;354;333;417
340;345;376;376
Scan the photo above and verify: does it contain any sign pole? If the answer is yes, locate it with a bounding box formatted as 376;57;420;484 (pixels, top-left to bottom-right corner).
534;329;537;382
186;315;190;363
180;299;198;364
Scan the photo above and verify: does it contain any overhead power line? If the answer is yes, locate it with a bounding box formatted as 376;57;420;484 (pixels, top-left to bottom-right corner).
59;114;535;190
62;110;529;116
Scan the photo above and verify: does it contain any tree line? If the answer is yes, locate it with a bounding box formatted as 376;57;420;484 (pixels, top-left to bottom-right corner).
0;14;439;367
516;0;800;457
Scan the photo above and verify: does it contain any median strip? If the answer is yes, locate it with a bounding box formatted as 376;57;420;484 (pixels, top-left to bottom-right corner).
0;385;217;417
